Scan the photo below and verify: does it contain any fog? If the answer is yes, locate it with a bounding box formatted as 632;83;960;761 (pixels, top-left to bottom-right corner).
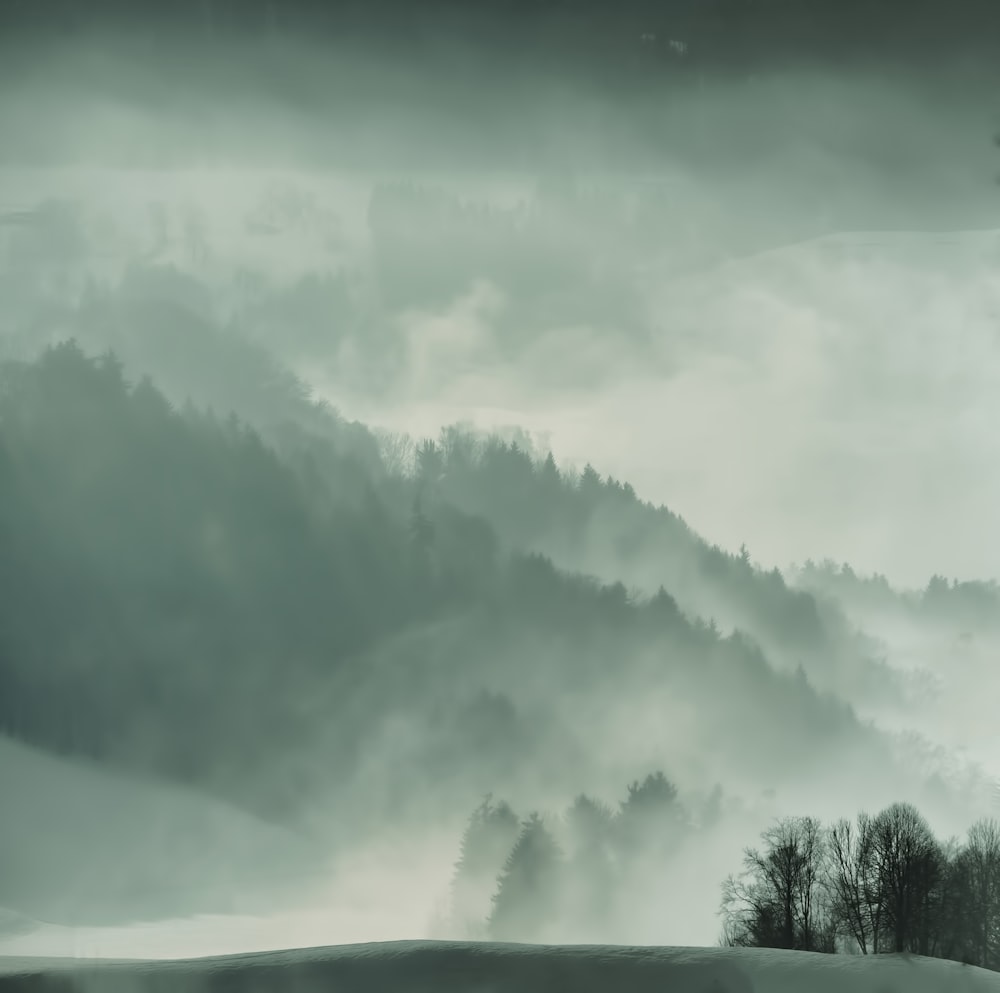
1;18;1000;967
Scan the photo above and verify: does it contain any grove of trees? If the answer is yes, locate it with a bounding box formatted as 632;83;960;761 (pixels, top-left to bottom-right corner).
721;804;1000;971
448;772;692;944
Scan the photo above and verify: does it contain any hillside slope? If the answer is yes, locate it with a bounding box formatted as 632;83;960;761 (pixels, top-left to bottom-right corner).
1;941;998;993
0;342;902;826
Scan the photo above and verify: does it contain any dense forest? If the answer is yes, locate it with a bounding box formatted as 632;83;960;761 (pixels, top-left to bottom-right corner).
0;340;900;830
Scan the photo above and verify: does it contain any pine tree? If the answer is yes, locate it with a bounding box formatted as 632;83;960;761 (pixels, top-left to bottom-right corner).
450;796;520;938
616;771;686;859
564;794;617;938
489;813;564;942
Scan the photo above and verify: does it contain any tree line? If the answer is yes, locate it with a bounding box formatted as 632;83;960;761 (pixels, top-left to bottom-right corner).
450;784;1000;965
794;559;1000;636
721;804;1000;970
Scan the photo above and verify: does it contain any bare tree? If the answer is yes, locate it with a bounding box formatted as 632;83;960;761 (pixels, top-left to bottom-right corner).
721;816;831;951
375;429;415;477
826;813;883;954
870;802;941;954
961;819;1000;968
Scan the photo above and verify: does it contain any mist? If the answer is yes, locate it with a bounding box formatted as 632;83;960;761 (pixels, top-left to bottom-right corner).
1;7;1000;971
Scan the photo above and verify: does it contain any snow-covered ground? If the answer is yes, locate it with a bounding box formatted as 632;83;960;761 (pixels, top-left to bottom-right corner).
1;941;998;993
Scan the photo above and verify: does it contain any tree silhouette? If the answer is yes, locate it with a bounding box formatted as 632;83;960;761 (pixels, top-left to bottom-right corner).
870;802;942;954
450;795;520;938
962;820;1000;969
563;793;618;936
722;816;832;952
489;813;564;942
826;813;883;954
719;802;1000;969
616;771;686;859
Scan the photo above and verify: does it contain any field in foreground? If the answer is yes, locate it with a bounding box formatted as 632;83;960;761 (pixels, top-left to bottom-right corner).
2;941;1000;993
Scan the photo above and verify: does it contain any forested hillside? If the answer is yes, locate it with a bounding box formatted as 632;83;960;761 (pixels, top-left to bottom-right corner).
0;341;904;829
15;261;895;700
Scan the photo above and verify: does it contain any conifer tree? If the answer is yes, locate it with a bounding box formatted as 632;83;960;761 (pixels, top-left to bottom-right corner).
489;812;564;942
450;795;520;938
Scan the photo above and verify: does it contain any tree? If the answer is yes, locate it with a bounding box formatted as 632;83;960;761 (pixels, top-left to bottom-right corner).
563;793;617;937
578;463;603;503
415;439;445;484
450;795;520;938
870;802;942;954
826;813;883;954
722;816;832;952
617;771;686;857
489;813;564;942
952;819;1000;968
566;793;615;853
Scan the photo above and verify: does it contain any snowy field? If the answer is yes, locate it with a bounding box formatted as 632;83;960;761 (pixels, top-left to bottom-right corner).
1;941;999;993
